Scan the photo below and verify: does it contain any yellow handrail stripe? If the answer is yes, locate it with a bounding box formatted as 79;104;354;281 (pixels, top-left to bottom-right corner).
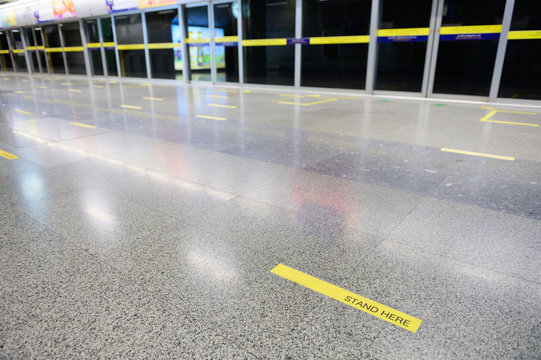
215;36;239;43
148;42;179;49
117;44;146;50
440;25;501;35
508;30;541;40
377;28;430;37
310;35;370;44
186;38;210;44
242;38;287;46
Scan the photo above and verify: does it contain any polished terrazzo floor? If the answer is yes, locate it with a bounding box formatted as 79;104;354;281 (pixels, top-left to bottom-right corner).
1;73;540;359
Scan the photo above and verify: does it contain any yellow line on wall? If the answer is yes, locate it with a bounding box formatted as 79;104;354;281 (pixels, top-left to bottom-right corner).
440;25;502;35
120;104;142;110
378;27;430;37
508;30;541;40
310;35;369;44
196;114;226;121
208;104;237;109
70;122;96;129
271;264;422;333
0;149;19;160
242;38;287;46
440;148;515;161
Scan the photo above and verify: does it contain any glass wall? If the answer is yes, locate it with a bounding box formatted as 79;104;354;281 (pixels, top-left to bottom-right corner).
10;30;27;72
100;18;118;76
499;0;541;100
433;0;506;96
242;0;295;85
0;31;14;71
185;5;211;81
84;19;104;76
376;0;433;92
43;24;65;74
61;21;86;75
302;0;371;89
214;2;239;83
34;27;47;73
24;28;39;73
115;14;147;78
146;9;182;80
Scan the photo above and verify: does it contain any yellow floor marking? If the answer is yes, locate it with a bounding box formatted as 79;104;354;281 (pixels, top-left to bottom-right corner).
120;104;142;110
278;98;338;106
93;85;104;88
279;94;304;98
440;148;515;161
243;90;252;93
218;89;238;93
271;264;422;333
482;119;539;127
15;109;32;115
61;82;73;86
140;83;151;87
306;94;321;98
21;79;29;82
3;77;10;80
38;86;49;89
70;122;97;129
142;96;164;101
342;97;357;100
480;110;498;121
208;103;237;109
494;110;537;115
206;95;228;99
68;89;82;93
0;149;18;160
14;91;25;94
196;114;226;121
109;81;118;84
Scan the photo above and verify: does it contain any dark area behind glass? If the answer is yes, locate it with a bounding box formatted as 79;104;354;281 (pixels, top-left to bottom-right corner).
146;9;181;80
61;22;85;75
214;2;239;82
115;14;146;78
43;25;65;74
100;18;118;76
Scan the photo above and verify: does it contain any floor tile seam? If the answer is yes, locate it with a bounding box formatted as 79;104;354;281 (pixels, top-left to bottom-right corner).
384;237;541;288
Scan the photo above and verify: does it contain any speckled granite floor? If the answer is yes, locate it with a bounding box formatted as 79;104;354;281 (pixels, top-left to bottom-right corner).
1;73;540;359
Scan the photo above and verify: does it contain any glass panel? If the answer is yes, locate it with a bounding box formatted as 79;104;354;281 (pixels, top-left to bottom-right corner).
146;9;182;80
302;0;371;89
498;0;541;100
24;29;39;73
34;28;47;73
115;14;146;77
242;0;295;85
376;0;432;92
0;31;14;71
214;2;239;83
433;0;506;96
100;18;118;76
84;20;104;76
11;30;27;72
43;24;65;74
61;22;86;75
185;5;211;81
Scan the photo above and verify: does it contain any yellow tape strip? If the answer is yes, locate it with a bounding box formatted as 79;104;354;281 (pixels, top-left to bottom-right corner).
148;42;178;49
15;109;32;115
45;47;63;53
242;38;287;46
87;42;101;48
27;46;37;51
277;98;338;106
377;27;430;37
482;119;539;127
440;148;514;161
13;49;24;54
440;25;502;35
0;50;9;54
508;30;541;40
208;103;237;109
63;46;84;52
215;36;239;43
117;44;146;50
480;110;498;121
206;95;228;99
196;114;226;121
120;104;142;110
186;38;210;44
70;122;96;129
271;264;422;333
103;42;115;47
0;149;18;160
309;35;370;44
68;89;82;93
142;96;164;101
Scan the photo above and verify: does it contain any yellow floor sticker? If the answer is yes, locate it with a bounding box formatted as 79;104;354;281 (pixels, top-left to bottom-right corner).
15;109;32;115
440;148;515;161
142;96;164;101
120;104;142;110
0;149;18;160
208;103;237;109
271;264;422;333
482;119;538;127
277;98;338;106
93;85;104;88
38;86;49;89
68;89;82;93
479;107;538;126
14;91;25;94
207;95;228;99
70;122;96;129
196;114;226;121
